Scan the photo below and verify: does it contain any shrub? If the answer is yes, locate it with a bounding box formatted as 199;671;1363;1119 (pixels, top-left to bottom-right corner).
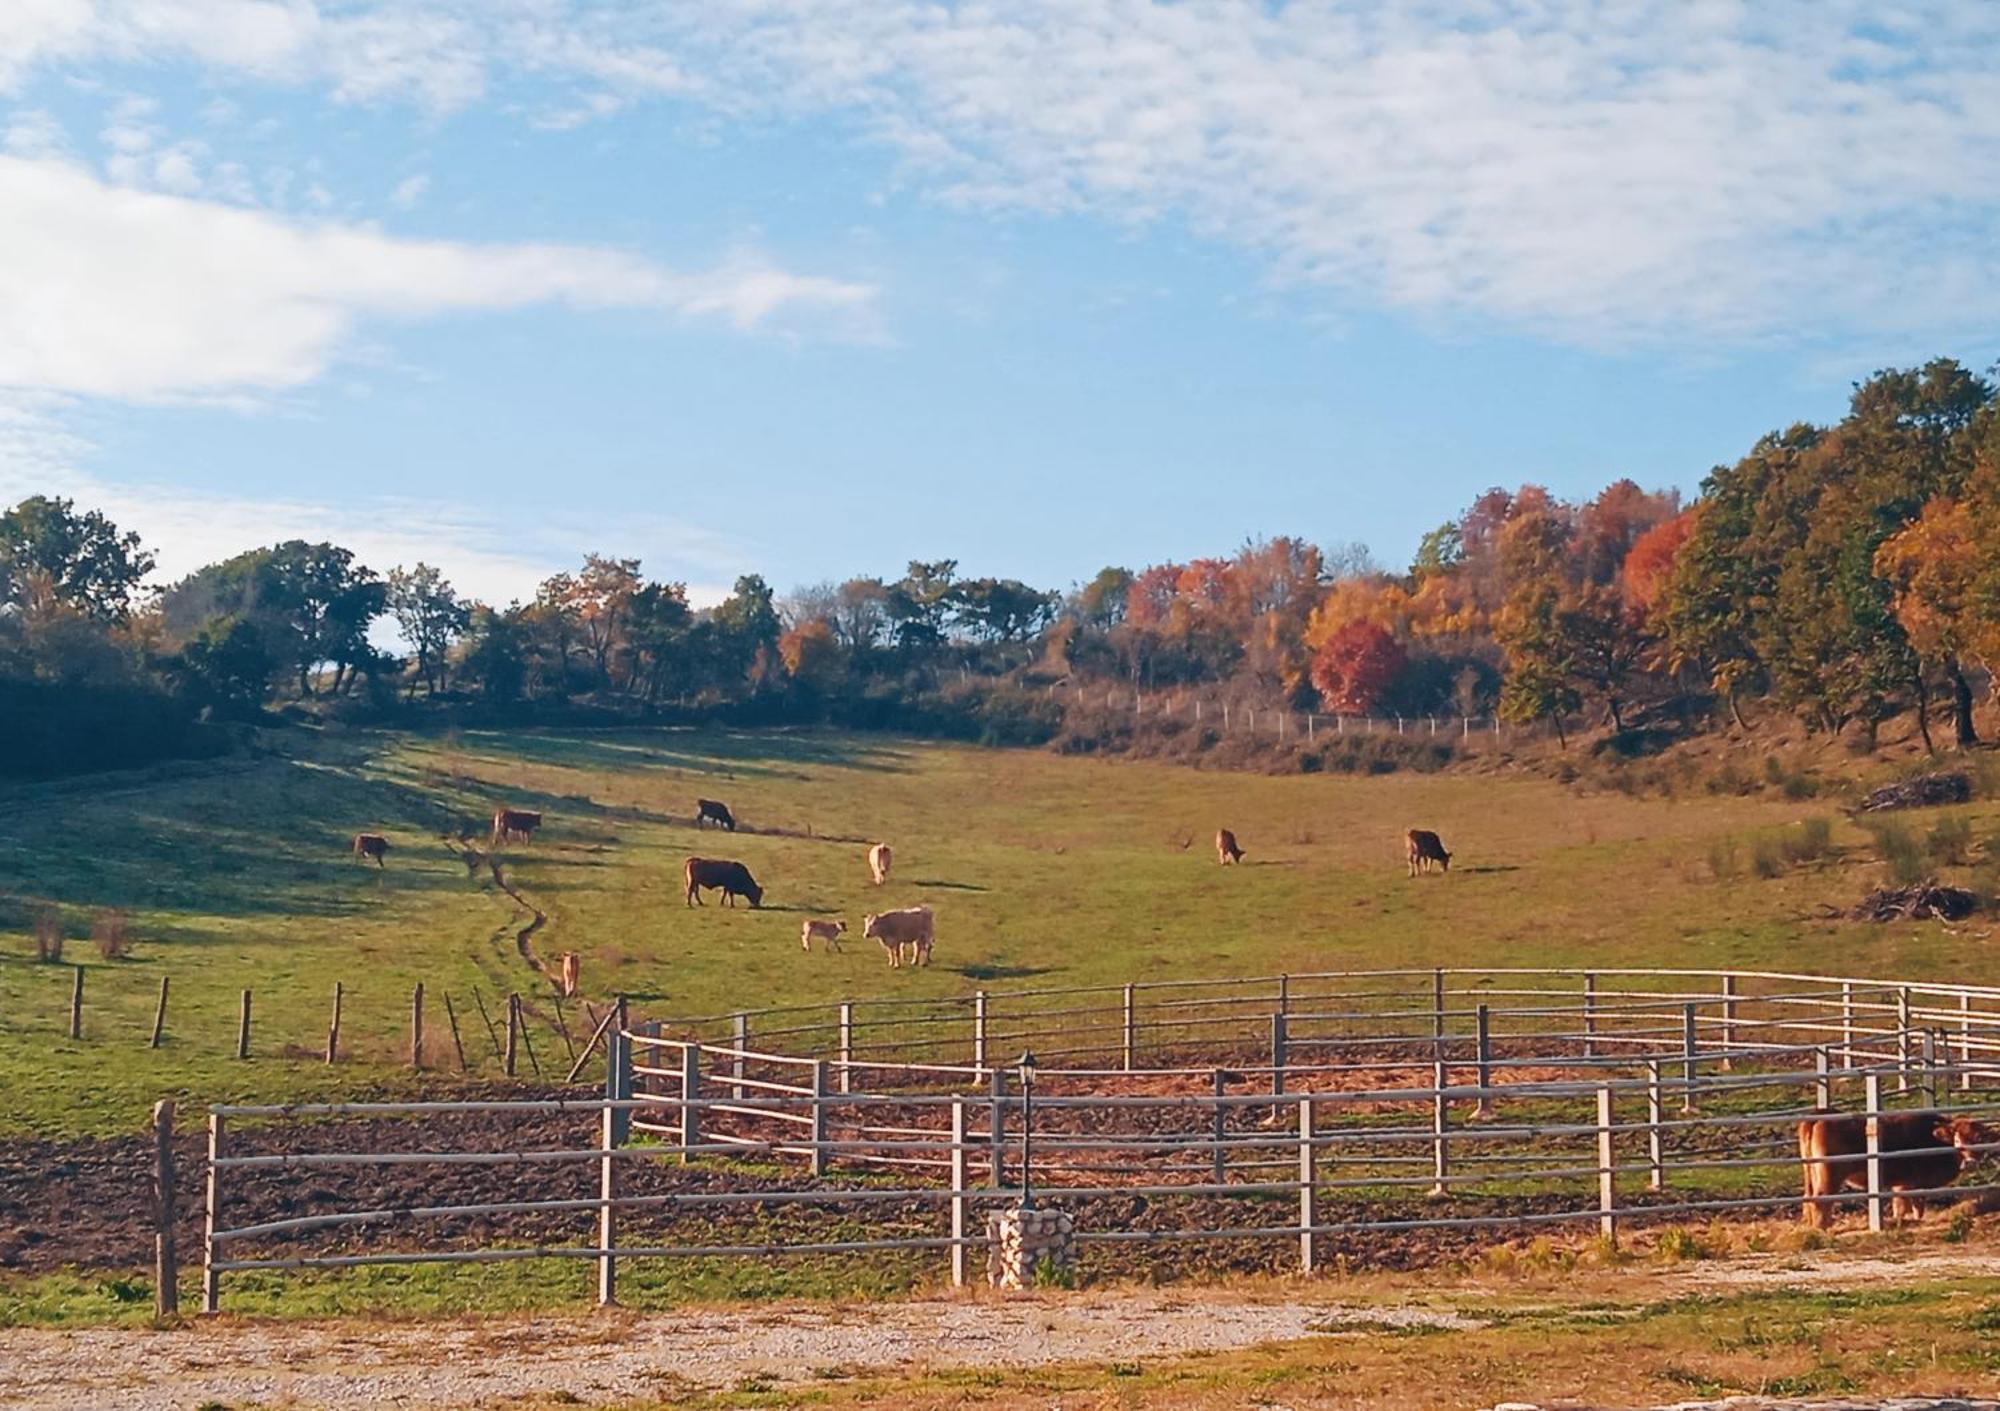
91;909;133;961
1781;817;1835;866
1927;816;1974;867
1706;838;1740;882
31;907;63;963
1750;836;1786;880
1864;821;1928;886
1654;1226;1710;1262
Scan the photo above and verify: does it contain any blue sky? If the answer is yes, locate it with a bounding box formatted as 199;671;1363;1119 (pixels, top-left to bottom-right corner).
1;2;1996;606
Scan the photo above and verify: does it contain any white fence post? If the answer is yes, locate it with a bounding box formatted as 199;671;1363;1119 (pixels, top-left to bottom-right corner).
1865;1070;1884;1233
1211;1069;1227;1185
972;991;988;1070
838;1003;854;1095
1719;975;1737;1072
1597;1085;1618;1246
1298;1097;1318;1274
1583;972;1597;1057
1898;988;1913;1091
1430;1058;1450;1197
1681;1003;1698;1114
731;1013;747;1101
1816;1045;1831;1108
1645;1059;1664;1192
1961;991;1975;1091
201;1110;224;1315
950;1098;969;1288
810;1060;829;1177
597;1102;618;1306
680;1046;701;1163
988;1066;1006;1189
1122;984;1137;1071
1842;982;1856;1067
1475;1004;1493;1119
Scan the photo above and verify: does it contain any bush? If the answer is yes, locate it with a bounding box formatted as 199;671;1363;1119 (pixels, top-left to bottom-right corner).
1750;836;1786;880
1707;838;1740;882
31;907;63;963
1864;821;1928;886
91;909;133;961
1782;817;1835;866
1927;816;1974;867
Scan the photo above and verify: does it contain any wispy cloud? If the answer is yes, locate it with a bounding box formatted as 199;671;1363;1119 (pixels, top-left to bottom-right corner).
11;1;1996;346
0;153;878;401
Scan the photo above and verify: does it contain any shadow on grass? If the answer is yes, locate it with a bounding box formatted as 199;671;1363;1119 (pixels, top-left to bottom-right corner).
954;963;1059;982
454;727;918;781
912;879;989;892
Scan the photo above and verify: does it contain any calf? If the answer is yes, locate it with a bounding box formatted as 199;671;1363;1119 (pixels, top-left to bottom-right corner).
557;951;581;998
351;832;390;868
492;808;543;846
1798;1110;1991;1226
801;918;847;953
868;842;893;886
863;906;934;968
1215;829;1244;866
684;856;764;908
695;798;737;831
1405;828;1451;876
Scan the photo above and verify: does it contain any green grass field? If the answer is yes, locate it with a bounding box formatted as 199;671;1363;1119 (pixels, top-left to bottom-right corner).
2;724;1995;1138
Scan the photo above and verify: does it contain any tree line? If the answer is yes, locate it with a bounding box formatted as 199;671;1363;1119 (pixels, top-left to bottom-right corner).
2;357;1995;776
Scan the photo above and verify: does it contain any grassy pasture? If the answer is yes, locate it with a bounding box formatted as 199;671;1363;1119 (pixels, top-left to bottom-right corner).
1;724;1996;1138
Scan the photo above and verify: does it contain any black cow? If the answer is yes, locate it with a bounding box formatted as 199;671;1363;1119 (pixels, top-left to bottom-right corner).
684;856;763;908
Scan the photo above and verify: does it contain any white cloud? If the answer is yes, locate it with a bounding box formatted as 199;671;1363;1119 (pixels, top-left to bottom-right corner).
0;153;877;401
389;171;428;208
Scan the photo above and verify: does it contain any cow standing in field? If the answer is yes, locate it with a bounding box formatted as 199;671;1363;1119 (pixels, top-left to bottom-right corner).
684;856;764;908
864;906;934;968
868;842;893;886
696;799;737;831
1405;829;1451;876
801;918;847;953
1797;1110;1990;1226
351;833;390;867
492;808;543;846
557;951;581;998
1215;829;1244;866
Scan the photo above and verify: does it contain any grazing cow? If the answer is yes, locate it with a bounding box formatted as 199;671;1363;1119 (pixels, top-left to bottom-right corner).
801;918;847;953
868;842;893;886
1215;829;1244;866
351;833;390;868
683;856;764;908
863;906;935;968
695;798;737;831
1797;1110;1991;1226
557;951;581;998
491;808;543;846
1405;829;1451;876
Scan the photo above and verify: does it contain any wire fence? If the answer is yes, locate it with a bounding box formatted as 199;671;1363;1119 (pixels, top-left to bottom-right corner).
179;966;2000;1315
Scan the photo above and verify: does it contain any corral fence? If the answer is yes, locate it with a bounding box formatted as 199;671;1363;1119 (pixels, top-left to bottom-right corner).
182;967;2000;1316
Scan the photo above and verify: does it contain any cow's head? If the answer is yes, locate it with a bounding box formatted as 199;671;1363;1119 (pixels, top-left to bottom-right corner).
832;920;848;936
744;880;764;908
1936;1116;1994;1168
862;913;880;938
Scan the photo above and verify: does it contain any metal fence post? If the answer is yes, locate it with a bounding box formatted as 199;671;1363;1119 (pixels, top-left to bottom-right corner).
988;1066;1006;1189
1211;1068;1227;1185
1815;1045;1831;1109
597;1101;618;1306
731;1012;748;1101
1432;968;1446;1042
1298;1097;1318;1274
1583;972;1597;1057
1842;982;1856;1068
606;1026;632;1146
1961;991;1975;1091
1681;1003;1698;1114
1277;973;1291;1016
972;991;988;1069
1122;984;1137;1071
153;1099;177;1318
950;1098;969;1288
201;1110;223;1314
1719;974;1737;1072
1475;1004;1493;1119
1864;1070;1884;1233
1430;1058;1450;1198
679;1046;701;1163
1645;1059;1664;1192
1270;1012;1289;1106
1898;989;1913;1092
1921;1030;1938;1107
1596;1085;1617;1246
810;1060;829;1177
838;1003;854;1096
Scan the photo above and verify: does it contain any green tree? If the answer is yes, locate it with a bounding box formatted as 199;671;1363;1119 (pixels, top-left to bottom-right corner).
176;616;273;717
0;496;155;623
386;563;470;696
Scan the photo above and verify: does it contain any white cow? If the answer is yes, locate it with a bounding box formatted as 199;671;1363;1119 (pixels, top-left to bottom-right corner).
863;906;934;968
801;918;846;953
868;842;893;886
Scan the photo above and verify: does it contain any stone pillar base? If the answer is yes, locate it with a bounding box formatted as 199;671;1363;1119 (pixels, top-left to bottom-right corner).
986;1205;1077;1289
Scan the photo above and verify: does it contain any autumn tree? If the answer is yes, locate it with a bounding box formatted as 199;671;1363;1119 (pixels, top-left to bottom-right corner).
1874;496;1984;747
779;618;844;695
1308;621;1406;715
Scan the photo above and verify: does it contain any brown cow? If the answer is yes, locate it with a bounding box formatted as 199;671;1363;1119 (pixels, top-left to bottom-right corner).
863;906;934;968
1215;829;1244;866
492;808;543;846
1797;1110;1991;1226
684;857;764;908
557;951;581;998
801;918;847;953
351;833;390;868
695;798;737;831
1405;829;1451;876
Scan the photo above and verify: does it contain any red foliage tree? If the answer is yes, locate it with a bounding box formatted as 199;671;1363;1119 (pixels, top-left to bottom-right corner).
1308;621;1407;715
1620;507;1695;614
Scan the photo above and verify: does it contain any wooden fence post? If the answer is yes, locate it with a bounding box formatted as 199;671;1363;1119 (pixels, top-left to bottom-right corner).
1645;1059;1664;1192
1211;1068;1227;1185
1430;1058;1449;1198
1297;1097;1318;1274
1122;984;1137;1071
504;995;520;1076
598;1101;618;1307
1582;972;1597;1057
1474;1004;1493;1119
810;1060;829;1177
236;989;251;1060
1897;988;1913;1092
1719;974;1738;1071
1596;1085;1617;1246
443;993;468;1073
838;1003;854;1095
201;1110;223;1314
150;976;169;1049
950;1098;970;1288
410;983;424;1070
988;1066;1007;1189
679;1045;701;1163
153;1099;178;1317
731;1013;748;1101
326;982;343;1064
69;965;84;1041
972;991;988;1069
1680;1003;1698;1114
1864;1070;1884;1233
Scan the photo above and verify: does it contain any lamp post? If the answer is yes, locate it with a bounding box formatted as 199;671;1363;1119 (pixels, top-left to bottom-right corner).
1016;1050;1039;1209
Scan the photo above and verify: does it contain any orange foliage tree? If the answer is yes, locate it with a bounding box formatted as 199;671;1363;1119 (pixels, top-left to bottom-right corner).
1308;621;1406;715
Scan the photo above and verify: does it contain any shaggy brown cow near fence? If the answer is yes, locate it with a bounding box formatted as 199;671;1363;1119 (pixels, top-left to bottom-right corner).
696;798;737;831
864;906;934;968
684;857;764;908
1215;829;1244;866
351;833;390;867
1797;1110;1990;1226
1405;829;1451;876
491;808;543;846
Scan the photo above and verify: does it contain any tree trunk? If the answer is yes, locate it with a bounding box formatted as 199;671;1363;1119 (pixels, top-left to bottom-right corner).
1553;711;1568;748
1948;657;1980;748
1727;688;1748;730
1608;697;1624;733
1913;666;1936;755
